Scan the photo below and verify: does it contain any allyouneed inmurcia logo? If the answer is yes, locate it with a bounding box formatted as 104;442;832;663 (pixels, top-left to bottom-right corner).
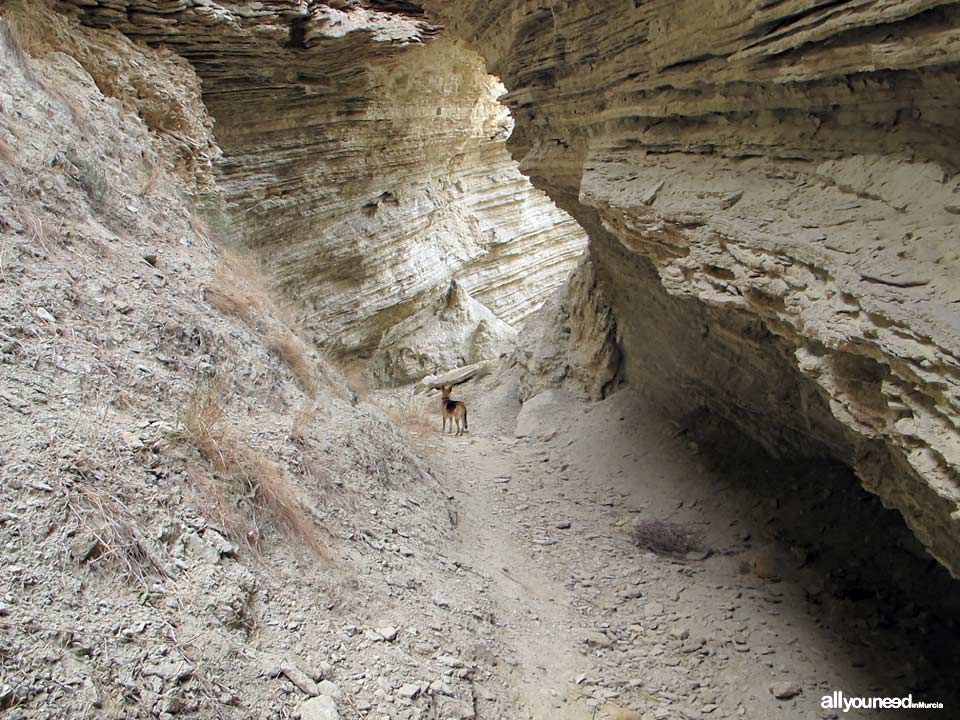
821;691;944;712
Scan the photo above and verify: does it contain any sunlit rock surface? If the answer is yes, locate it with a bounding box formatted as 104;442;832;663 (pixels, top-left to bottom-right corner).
56;1;587;353
372;280;516;385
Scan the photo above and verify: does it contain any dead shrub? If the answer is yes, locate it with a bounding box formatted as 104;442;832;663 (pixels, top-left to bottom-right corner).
17;202;54;250
630;518;705;558
139;160;163;199
63;461;170;587
176;380;326;558
206;259;258;324
289;403;318;447
336;360;370;403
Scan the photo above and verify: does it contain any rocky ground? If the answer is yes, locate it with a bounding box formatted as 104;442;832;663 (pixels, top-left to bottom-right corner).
3;4;959;720
364;369;960;720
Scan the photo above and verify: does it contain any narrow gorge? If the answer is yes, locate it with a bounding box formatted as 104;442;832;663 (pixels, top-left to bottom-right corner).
1;2;958;719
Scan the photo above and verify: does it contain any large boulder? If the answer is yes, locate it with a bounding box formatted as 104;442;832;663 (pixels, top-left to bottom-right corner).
372;281;517;385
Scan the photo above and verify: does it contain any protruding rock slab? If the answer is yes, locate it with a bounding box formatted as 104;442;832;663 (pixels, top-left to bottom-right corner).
415;361;492;394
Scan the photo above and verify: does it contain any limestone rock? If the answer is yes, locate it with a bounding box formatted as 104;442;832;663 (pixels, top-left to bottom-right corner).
49;0;960;577
769;682;802;700
53;1;585;353
298;695;339;720
372;281;516;385
423;0;960;578
515;256;621;401
515;390;570;440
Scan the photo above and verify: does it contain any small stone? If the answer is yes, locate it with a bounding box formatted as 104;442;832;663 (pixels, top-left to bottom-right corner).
600;702;642;720
555;521;572;530
397;683;421;699
203;529;236;557
432;593;450;608
719;190;743;209
374;626;398;642
436;655;466;668
281;660;319;696
769;681;801;700
316;680;339;697
581;631;613;648
71;534;101;563
298;695;339;720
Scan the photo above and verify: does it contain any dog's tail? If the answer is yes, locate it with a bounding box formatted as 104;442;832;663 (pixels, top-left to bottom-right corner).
463;406;468;431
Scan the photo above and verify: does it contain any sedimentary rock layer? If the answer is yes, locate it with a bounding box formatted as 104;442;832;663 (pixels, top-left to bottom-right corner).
54;0;586;353
423;0;960;576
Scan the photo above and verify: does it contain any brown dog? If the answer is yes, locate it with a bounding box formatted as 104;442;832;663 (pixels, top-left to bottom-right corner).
440;385;468;436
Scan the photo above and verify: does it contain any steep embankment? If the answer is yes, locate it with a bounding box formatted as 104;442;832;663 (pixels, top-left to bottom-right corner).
424;0;960;577
0;8;486;717
52;0;587;355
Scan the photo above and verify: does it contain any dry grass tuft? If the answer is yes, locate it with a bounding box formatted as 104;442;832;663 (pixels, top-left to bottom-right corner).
1;11;92;136
177;381;326;558
266;330;317;397
630;518;706;558
139;160;164;199
63;458;170;587
0;136;16;168
206;257;259;323
206;252;323;397
17;202;55;250
383;394;439;439
336;360;370;403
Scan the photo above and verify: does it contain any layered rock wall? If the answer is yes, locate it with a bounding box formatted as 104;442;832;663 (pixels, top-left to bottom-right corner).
55;0;587;354
423;0;960;576
49;0;960;575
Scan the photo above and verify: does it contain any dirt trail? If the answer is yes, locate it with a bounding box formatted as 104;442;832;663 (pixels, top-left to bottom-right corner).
421;379;959;720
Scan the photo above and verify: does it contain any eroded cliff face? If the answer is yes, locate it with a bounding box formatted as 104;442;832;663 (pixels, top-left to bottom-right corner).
49;0;960;575
424;0;960;576
55;0;587;355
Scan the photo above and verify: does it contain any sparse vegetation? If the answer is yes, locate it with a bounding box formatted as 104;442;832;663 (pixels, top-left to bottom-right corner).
206;251;323;396
265;329;317;396
1;9;92;136
0;136;16;167
630;518;706;558
63;455;170;587
176;379;326;558
382;394;439;439
73;154;110;208
16;202;54;251
139;159;163;198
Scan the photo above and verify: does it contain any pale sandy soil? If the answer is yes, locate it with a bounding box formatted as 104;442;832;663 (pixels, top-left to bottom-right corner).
403;372;959;720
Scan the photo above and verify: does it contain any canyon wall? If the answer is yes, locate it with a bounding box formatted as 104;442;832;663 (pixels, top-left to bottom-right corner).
423;0;960;576
54;0;587;356
49;0;960;575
